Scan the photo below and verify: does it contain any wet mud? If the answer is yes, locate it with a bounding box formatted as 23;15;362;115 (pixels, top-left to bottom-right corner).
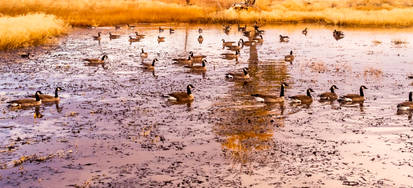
0;24;413;187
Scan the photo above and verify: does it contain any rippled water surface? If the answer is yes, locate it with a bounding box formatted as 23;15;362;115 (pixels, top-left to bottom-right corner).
1;24;413;187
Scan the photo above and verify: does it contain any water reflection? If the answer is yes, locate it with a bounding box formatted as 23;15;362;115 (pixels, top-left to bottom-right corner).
214;28;288;172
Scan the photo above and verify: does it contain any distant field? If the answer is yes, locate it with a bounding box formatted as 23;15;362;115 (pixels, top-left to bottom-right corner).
0;0;412;50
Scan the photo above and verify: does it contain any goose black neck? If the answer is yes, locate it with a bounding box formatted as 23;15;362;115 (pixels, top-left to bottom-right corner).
202;61;206;67
243;69;248;75
330;87;335;93
280;84;285;97
152;59;156;66
187;86;192;95
360;87;364;97
409;92;412;102
306;89;312;97
55;88;59;98
35;93;41;101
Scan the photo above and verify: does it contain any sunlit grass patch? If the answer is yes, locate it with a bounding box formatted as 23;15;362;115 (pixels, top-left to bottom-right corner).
0;14;67;50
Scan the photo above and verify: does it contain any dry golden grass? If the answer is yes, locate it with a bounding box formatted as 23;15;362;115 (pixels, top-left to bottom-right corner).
0;14;67;50
1;0;413;27
364;67;383;78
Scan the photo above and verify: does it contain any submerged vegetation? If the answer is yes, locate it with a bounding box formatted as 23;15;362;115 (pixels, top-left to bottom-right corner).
0;14;67;50
0;0;413;49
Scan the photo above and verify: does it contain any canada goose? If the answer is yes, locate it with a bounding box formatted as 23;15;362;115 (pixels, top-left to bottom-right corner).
172;55;192;64
238;24;247;32
167;84;195;102
289;88;314;104
239;39;255;46
169;28;175;34
222;39;236;48
159;27;164;33
198;28;203;33
319;85;338;101
140;48;148;59
93;32;101;40
225;67;249;79
184;59;207;71
8;91;43;107
252;82;289;103
280;35;289;42
157;36;165;43
129;36;140;43
141;58;158;70
255;28;265;35
135;32;145;39
223;25;231;32
302;28;308;36
109;32;120;40
189;51;206;63
198;35;204;44
284;51;294;62
226;40;243;51
338;85;368;103
127;24;136;29
19;52;30;58
253;35;264;43
29;87;63;102
333;29;344;39
114;25;121;30
397;92;413;111
221;50;240;60
243;30;251;37
83;55;108;64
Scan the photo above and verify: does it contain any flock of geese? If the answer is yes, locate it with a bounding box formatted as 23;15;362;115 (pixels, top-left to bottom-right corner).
6;24;413;113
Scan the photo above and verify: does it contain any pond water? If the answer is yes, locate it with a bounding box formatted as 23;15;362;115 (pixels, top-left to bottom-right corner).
0;24;413;187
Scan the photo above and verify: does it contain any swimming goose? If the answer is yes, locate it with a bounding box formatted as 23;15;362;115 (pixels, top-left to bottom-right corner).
243;30;252;37
140;48;148;59
302;28;308;36
223;25;231;33
338;85;368;103
198;35;204;44
93;32;101;40
83;55;108;64
135;32;145;39
19;52;30;58
222;39;236;48
289;88;314;104
129;36;140;43
141;58;158;70
114;25;121;30
239;39;255;46
169;28;175;34
397;92;413;111
284;51;294;62
127;24;136;29
319;85;338;101
333;29;344;39
8;91;43;107
238;24;247;32
252;82;289;103
172;55;192;64
198;28;203;33
225;67;249;79
184;59;207;71
226;40;243;51
157;36;165;43
109;32;120;40
255;28;265;35
280;35;289;42
167;84;195;102
159;27;164;33
29;87;63;102
221;50;240;59
189;51;206;63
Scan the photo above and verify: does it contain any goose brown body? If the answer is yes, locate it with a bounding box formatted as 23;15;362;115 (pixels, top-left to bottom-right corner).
83;55;108;64
397;92;413;111
338;85;367;103
225;68;249;80
184;60;207;72
29;87;63;102
289;88;314;104
168;84;195;102
8;91;43;107
109;32;120;40
141;58;158;70
284;51;294;62
252;83;288;103
319;85;338;101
